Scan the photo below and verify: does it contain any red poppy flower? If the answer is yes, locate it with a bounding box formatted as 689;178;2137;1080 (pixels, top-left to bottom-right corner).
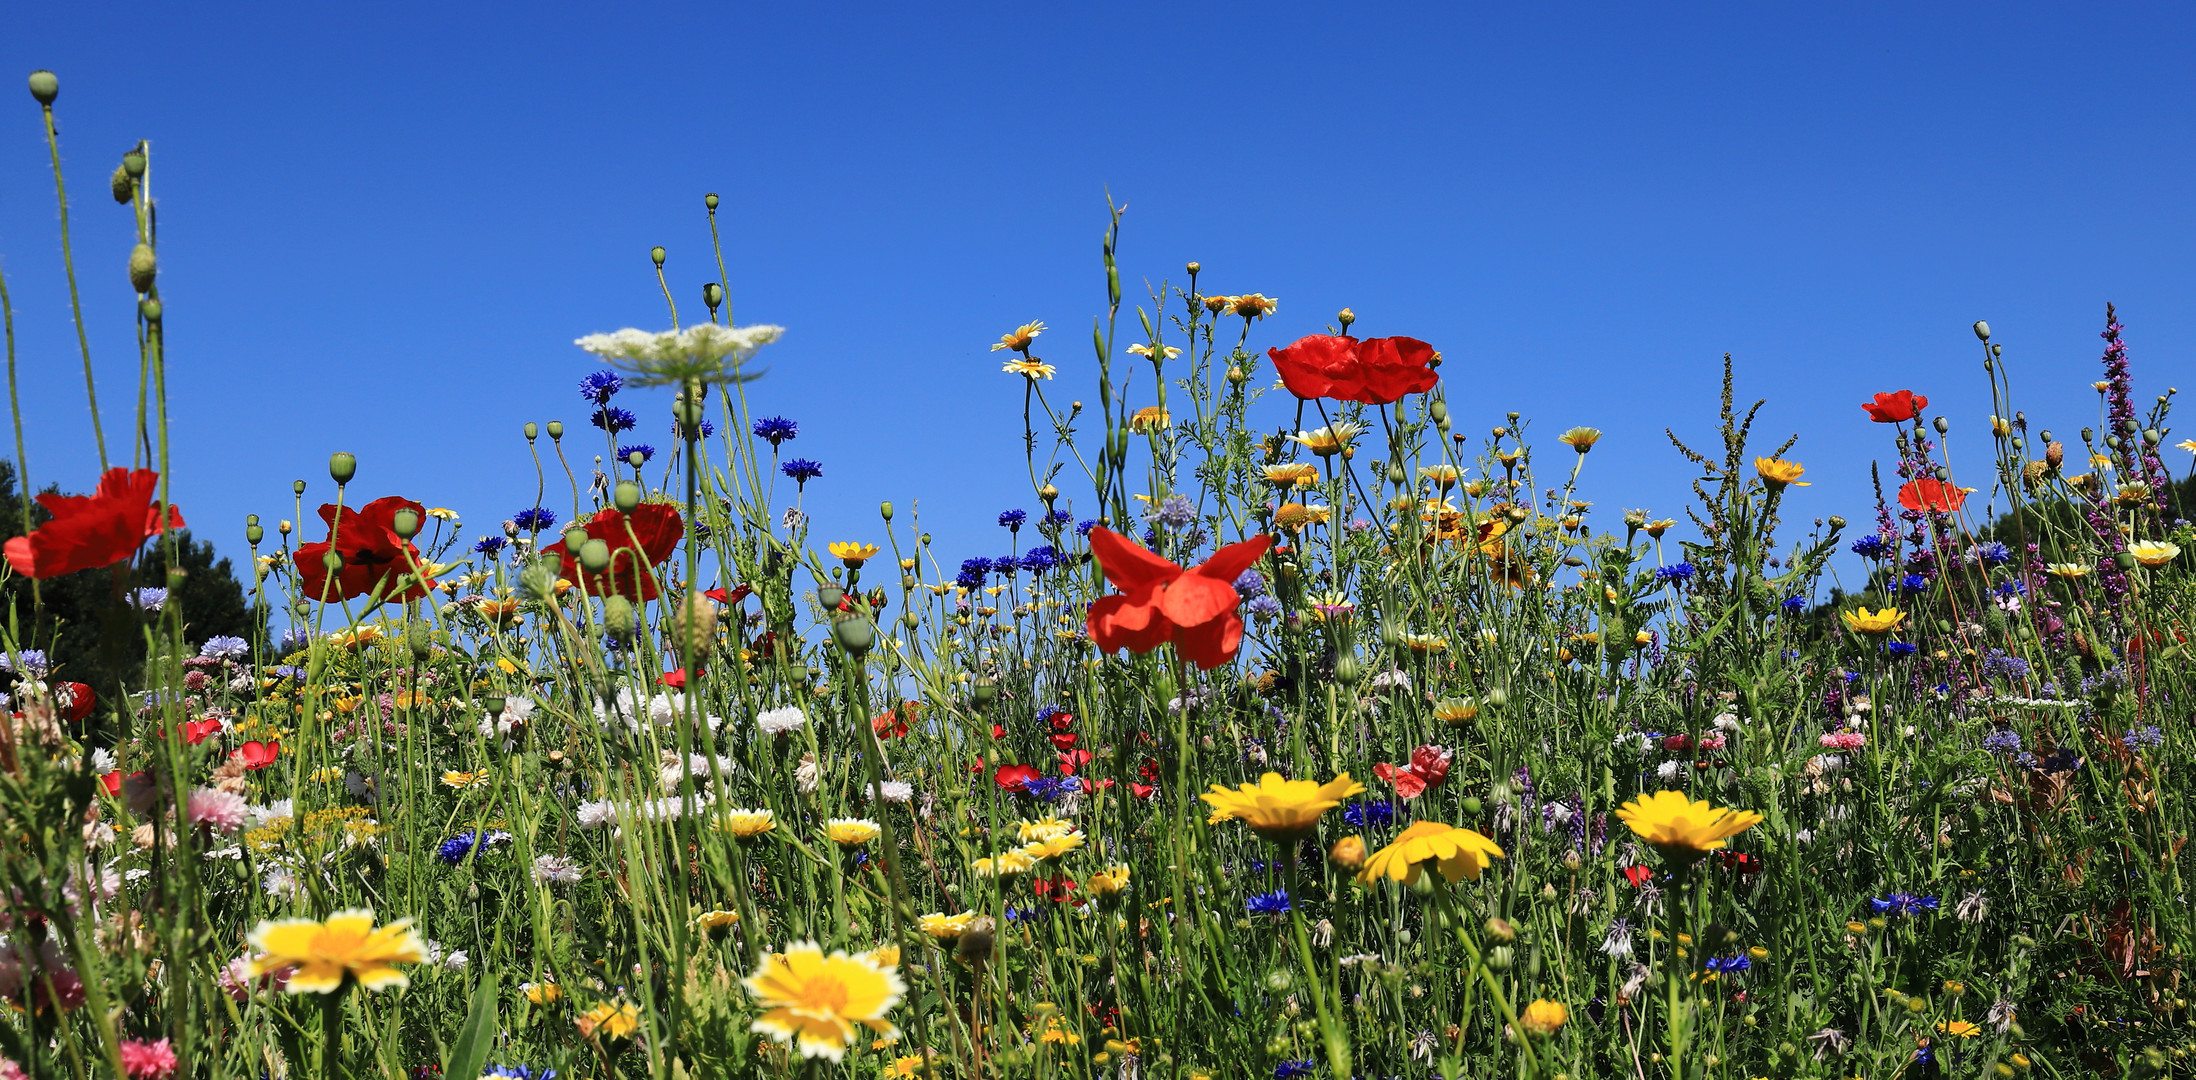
1371;744;1453;799
658;667;705;689
1621;864;1654;887
990;723;1007;740
1047;711;1076;731
1861;390;1929;423
58;682;96;724
3;467;184;579
1085;528;1273;670
100;770;123;796
294;495;436;603
1056;748;1093;775
993;763;1041;792
1032;875;1075;903
872;705;913;739
235;740;281;770
1129;782;1157;799
543;504;684;601
1715;851;1763;874
1266;335;1440;405
182;718;223;745
706;583;752;606
1048;732;1079;751
1897;477;1971;514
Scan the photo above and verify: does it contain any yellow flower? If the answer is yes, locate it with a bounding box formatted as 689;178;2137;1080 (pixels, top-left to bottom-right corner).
1273;503;1333;532
1001;358;1057;380
1357;821;1505;885
1616;790;1763;861
247;909;425;994
1401;632;1448;653
1421;463;1461;488
440;770;489;789
1200;772;1366;842
716;808;777;838
883;1052;936;1078
1126;342;1183;361
577;1001;641;1041
1520;998;1569;1036
697;909;741;934
328;625;383;650
1083;865;1131;897
971;849;1036;877
743;940;905;1061
1034;1015;1081;1045
1016;817;1076;842
1329;835;1368;870
1289;422;1365;457
522;980;561;1004
828;541;881;567
1936;1019;1981;1039
1129;406;1171;433
2046;562;2092;579
425;507;458;521
2179;438;2196;454
1754;457;1809;489
1557;427;1602;453
1432;698;1480;726
918;911;976;939
1840;606;1905;635
1021;831;1085;860
991;321;1046;352
1228;293;1278;319
1644;518;1675;538
826;818;882;847
2129;540;2179;568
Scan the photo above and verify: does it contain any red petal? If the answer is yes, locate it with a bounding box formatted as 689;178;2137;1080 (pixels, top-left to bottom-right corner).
1172;610;1244;670
1267;334;1365;401
1088;527;1182;593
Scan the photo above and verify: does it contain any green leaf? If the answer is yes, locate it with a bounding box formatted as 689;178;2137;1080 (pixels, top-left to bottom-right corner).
444;972;500;1080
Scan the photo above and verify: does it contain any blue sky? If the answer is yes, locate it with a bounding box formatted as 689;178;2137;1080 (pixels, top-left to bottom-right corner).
2;3;2192;613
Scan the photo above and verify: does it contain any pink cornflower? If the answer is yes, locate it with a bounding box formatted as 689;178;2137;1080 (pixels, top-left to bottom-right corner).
118;1038;177;1079
186;787;250;833
0;1058;23;1080
1819;732;1866;751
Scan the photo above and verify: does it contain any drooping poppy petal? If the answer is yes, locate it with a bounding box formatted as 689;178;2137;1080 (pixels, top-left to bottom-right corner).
1862;390;1929;423
3;468;183;579
1087;527;1182;593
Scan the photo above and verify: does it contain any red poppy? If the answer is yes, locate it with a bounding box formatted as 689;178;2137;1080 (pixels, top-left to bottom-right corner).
1085;528;1273;670
1897;477;1970;514
993;763;1041;792
294;495;436;603
706;583;752;606
1266;334;1440;405
1032;875;1075;903
234;740;281;770
659;668;690;689
1048;732;1079;751
1621;864;1654;887
1047;711;1076;731
182;718;223;745
990;723;1007;740
3;467;184;579
59;682;96;724
1715;851;1763;874
1861;390;1929;423
543;504;684;601
1056;749;1093;775
1371;744;1453;799
1129;782;1157;799
872;704;914;739
100;770;123;796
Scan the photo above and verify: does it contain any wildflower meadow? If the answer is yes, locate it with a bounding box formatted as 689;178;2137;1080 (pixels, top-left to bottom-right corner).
4;68;2196;1080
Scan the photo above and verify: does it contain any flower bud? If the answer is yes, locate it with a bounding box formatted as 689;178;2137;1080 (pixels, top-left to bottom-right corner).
128;244;157;292
704;192;719;210
547;420;564;440
1484;916;1516;942
831;611;876;655
1226;365;1248;385
1486;946;1514;971
650;246;666;267
391;507;421;539
579;539;611;573
26;70;57;105
1329;835;1367;869
1973;320;1991;341
138;298;161;322
246;520;264;545
603;596;637;642
1337;308;1355;329
614;481;642;513
328;452;357;486
279;518;293;535
111;164;133;204
880;501;894;521
1428;399;1447;424
1185;261;1200;275
702;282;723;310
321;550;344;574
525;422;539;441
408;621;433;660
1933;416;1950;435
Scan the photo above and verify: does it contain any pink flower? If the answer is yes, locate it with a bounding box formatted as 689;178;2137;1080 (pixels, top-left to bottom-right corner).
0;1058;24;1080
0;939;84;1012
186;787;249;833
1698;733;1727;751
1819;732;1866;751
118;1038;177;1080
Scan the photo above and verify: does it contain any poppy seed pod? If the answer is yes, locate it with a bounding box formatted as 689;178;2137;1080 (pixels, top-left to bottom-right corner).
524;422;538;441
246;522;264;546
579;538;611;573
407;622;432;660
626;450;646;469
676;593;717;651
292;480;308;496
561;526;588;551
831;612;875;655
701;282;723;310
1933;416;1950;435
27;70;57;105
650;246;666;267
971;677;998;707
122;149;145;177
546;420;564;440
328;452;357;486
321;550;344;574
879;501;894;521
110;164;133;204
139;298;161;322
603;596;637;642
613;481;641;513
128;244;157;292
817;584;845;610
1973;320;1990;341
391;507;421;540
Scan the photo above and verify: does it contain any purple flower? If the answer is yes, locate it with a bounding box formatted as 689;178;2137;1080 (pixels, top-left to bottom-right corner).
752;416;798;446
1851;535;1889;559
955;558;992;589
591;406;637;434
578;370;622;404
1868;893;1939;917
1654;562;1696;584
1245;890;1293;917
998;509;1028;530
1020;546;1060;573
512;507;557;532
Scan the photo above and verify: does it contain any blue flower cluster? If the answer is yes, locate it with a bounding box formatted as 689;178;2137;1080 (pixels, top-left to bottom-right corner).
1868;892;1939;917
956;558;991;589
513;507;556;532
1342;799;1398;830
578;369;622;404
1654;562;1696;584
1020;545;1060;573
1044;508;1073;528
1245;890;1293;917
1851;534;1889;558
752;415;798;446
1982;649;2029;678
781;459;823;483
1981;728;2023;755
2124;726;2165;750
998;509;1027;530
591;406;637;434
1702;955;1752;975
474;536;508;556
1021;776;1080;802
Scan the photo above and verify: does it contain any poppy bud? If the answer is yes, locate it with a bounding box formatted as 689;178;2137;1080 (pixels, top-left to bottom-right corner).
408;622;432;660
322;550;343;574
614;481;641;513
391;507;420;540
603;596;637;642
1428;399;1447;424
1337;308;1355;329
649;246;666;268
128;244;157;292
246;519;264;545
27;70;57;105
110;164;133;204
139;298;161;322
579;539;611;573
1973;320;1990;341
1185;261;1200;274
880;501;894;521
626;450;646;469
328;452;357;486
1332;654;1361;685
702;282;723;310
677;593;717;651
971;677;998;707
547;420;564;440
519;555;560;602
524;422;538;441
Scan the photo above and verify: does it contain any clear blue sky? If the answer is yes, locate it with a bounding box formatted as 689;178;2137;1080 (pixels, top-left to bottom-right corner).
2;3;2192;612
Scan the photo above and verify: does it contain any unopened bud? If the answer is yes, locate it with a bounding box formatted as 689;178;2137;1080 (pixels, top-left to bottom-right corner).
650;246;666;267
1337;308;1356;328
579;539;611;573
391;507;421;539
1185;261;1200;275
111;164;133;204
546;420;564;440
138;298;161;322
27;71;57;105
880;501;895;521
603;596;637;642
1973;320;1991;341
1484;917;1517;942
128;244;157;292
328;452;357;486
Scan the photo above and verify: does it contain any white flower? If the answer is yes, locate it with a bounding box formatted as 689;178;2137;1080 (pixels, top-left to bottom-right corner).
793;754;820;794
867;780;914;803
574;323;784;386
248;799;295;829
533;854;583;886
1368;669;1411;691
1711;712;1741;732
1655;760;1683;781
659;751;738;794
478;695;536;746
125;867;151;884
576;800;618;830
262;863;307;901
758;706;806;736
91;747;116;772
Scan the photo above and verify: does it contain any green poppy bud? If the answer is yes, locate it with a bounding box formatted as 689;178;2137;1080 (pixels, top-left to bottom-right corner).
524;422;538;441
123;150;145;177
27;70;57;105
626;450;646;469
650;246;666;267
128;244;157;292
292;480;307;497
328;451;357;485
831;612;875;655
407;622;432;660
702;282;723;310
614;480;641;513
579;539;611;573
138;298;161;323
391;507;421;539
111;164;133;204
603;596;637;642
1428;399;1448;423
879;501;894;521
322;550;344;574
546;420;564;440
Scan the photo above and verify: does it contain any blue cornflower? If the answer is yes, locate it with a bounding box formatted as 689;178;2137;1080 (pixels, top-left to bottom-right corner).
1703;955;1752;974
1140;527;1159;547
1004;905;1047;923
127;587;168;612
438;830;512;866
1044;508;1073;528
271;664;305;681
278;627;313;653
618;444;657;464
1995;579;2027;598
0;649;48;677
1885;641;1917;659
1076;519;1099;537
1246;890;1293;917
1020;546;1060;573
1273;1060;1315;1080
1899;573;1930;594
1868;893;1939;917
1245;595;1282;619
578;369;622;404
2124;726;2165;750
513;507;557;532
1342;800;1398;830
1781;595;1806;614
1851;535;1889;558
1973;540;2012;565
1654;562;1696;584
1234;569;1267;598
955;558;992;589
752;415;798;446
474;536;508;556
1981;728;2022;755
1150;494;1197;529
199;635;250;660
484;1067;555;1080
591;406;637;434
781;459;823;484
991;556;1019;577
1982;649;2029;678
998;509;1028;530
1021;776;1080;802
